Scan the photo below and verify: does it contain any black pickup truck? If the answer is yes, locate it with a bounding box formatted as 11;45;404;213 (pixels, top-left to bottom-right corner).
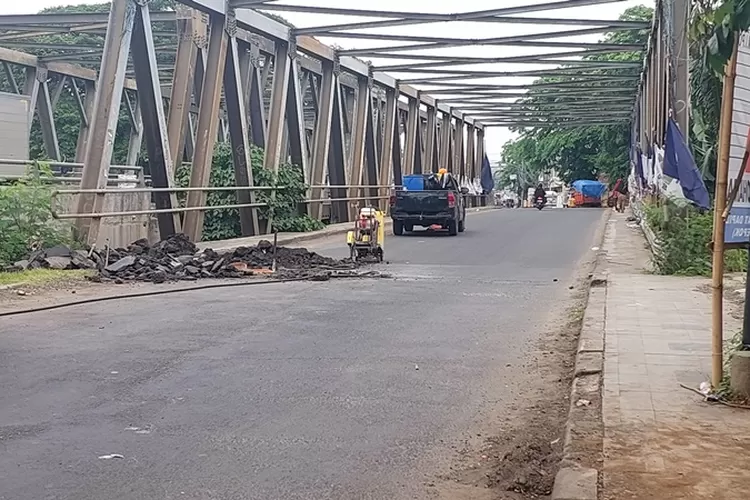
389;175;468;236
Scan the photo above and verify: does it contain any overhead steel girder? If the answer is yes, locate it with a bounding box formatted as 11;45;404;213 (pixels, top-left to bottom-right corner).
482;112;632;118
471;112;634;119
455;97;635;106
457;103;635;112
294;15;648;36
484;116;630;122
378;60;640;75
342;40;642;57
395;67;638;77
0;45;138;89
435;86;637;96
319;24;641;48
183;1;484;127
420;79;636;92
375;52;641;72
457;107;635;114
330;26;643;57
439;91;635;102
0;11;177;26
253;0;631;31
401;71;638;85
366;45;639;62
483;120;628;128
459;107;634;115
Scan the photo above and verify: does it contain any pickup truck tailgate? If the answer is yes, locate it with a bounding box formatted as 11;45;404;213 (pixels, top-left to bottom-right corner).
394;191;450;214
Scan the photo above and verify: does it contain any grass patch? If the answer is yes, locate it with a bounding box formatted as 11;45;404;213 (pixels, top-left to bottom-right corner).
0;268;93;287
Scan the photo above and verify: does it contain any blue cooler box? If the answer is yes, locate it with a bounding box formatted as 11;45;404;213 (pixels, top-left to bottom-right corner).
402;175;424;191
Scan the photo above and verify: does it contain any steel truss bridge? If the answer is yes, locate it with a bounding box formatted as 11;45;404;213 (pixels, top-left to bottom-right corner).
0;0;687;244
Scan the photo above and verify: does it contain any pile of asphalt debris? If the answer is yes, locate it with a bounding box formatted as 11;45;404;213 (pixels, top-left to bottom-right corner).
9;234;384;284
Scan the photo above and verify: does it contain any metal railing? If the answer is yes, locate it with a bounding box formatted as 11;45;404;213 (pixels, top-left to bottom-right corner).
49;184;398;221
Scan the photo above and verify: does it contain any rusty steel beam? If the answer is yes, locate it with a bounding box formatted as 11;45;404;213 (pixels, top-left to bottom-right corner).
439;111;452;171
264;40;291;174
403;95;420;176
122;91;143;166
183;12;228;242
73;79;95;163
328;76;349;223
378;87;398;204
75;0;135;246
424;105;437;173
167;7;200;170
131;2;180;236
348;76;370;215
286;56;311;185
224;32;260;237
364;96;380;203
309;59;336;219
37;77;61;161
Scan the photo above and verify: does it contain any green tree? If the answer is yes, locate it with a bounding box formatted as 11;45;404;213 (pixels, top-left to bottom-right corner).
500;5;652;185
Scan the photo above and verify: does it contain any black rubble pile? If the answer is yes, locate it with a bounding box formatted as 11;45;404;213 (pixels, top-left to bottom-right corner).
11;245;98;272
9;234;357;284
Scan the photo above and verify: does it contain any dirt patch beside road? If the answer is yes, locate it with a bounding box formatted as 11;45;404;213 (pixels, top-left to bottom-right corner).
431;286;589;500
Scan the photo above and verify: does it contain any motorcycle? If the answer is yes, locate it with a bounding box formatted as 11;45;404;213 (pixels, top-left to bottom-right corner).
534;196;546;210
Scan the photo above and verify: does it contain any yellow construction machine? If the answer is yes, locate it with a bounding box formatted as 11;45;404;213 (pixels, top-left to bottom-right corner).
346;207;385;262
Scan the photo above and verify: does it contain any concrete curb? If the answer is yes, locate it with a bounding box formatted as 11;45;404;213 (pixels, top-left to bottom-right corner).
551;216;609;500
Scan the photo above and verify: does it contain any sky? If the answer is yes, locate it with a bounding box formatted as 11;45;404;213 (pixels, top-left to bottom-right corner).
1;0;653;161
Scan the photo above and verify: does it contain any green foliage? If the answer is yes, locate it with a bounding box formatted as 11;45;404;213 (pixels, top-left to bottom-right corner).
499;5;652;186
644;201;747;276
175;144;323;241
0;164;75;266
697;0;750;73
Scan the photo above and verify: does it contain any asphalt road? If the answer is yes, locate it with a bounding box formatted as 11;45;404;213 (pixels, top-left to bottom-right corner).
0;207;603;500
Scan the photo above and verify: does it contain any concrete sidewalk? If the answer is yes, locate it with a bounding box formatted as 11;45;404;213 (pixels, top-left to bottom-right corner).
600;213;750;499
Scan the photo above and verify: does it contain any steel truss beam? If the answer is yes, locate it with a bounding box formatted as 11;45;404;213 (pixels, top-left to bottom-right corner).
250;0;631;32
0;0;657;245
294;16;648;37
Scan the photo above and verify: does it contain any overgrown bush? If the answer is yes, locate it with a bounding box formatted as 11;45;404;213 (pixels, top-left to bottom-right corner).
0;164;75;266
175;143;324;241
644;201;747;276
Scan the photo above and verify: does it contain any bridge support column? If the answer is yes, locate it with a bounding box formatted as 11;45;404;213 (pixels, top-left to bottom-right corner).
183;12;228;242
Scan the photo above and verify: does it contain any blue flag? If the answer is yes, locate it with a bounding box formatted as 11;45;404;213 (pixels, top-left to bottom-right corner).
480;154;495;194
664;118;710;210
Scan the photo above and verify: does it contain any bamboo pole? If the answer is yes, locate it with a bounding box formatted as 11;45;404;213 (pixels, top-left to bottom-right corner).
711;39;740;388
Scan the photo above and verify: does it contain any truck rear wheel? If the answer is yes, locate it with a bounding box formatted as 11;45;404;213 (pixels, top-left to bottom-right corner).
458;219;465;233
393;220;404;236
447;220;458;236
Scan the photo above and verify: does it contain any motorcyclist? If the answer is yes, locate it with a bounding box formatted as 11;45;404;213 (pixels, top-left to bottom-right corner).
533;183;546;205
